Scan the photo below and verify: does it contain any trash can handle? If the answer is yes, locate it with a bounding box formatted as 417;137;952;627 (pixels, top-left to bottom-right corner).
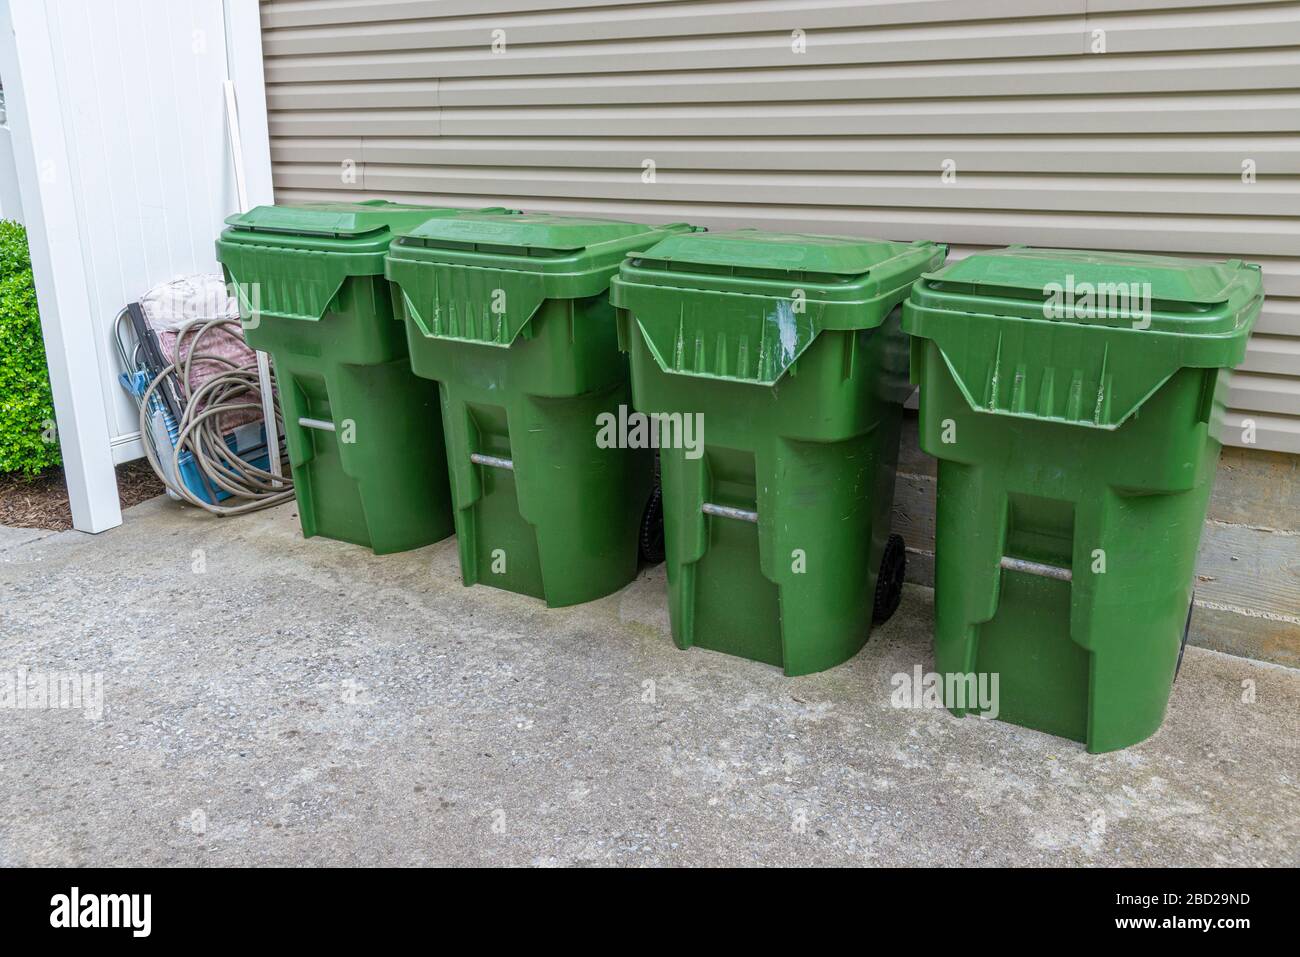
470;452;514;472
298;417;336;433
1000;555;1072;582
702;502;758;524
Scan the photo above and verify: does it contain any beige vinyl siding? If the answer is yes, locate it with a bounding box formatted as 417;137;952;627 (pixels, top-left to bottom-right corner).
260;0;1300;453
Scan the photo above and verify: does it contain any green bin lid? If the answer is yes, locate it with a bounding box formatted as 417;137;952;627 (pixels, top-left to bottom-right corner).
915;246;1261;332
385;212;701;347
903;246;1264;430
628;229;924;282
391;211;691;267
223;200;518;248
610;229;946;386
216;202;516;322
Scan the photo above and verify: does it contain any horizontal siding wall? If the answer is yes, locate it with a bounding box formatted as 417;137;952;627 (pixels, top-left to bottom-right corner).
261;0;1300;452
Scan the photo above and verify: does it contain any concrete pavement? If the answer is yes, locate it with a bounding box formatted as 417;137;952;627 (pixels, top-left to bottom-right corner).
1;497;1296;866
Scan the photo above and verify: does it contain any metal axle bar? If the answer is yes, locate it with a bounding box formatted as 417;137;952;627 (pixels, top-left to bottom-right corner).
702;502;759;524
470;452;514;471
1000;555;1073;582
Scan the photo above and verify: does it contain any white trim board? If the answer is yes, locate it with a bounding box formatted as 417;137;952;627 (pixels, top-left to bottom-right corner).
0;0;120;532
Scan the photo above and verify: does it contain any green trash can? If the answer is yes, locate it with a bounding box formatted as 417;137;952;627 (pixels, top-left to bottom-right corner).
384;211;701;607
216;201;516;554
904;246;1264;752
611;230;947;676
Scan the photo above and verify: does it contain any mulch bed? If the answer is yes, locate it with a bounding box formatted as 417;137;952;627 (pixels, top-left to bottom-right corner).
0;460;165;531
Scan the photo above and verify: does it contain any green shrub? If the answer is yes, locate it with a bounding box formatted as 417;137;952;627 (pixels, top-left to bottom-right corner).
0;219;60;475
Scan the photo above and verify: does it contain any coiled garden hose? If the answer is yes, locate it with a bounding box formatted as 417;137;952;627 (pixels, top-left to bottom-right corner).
137;317;294;516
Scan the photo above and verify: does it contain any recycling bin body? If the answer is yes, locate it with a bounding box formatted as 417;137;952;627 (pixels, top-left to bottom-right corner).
611;231;947;676
385;212;700;607
904;247;1263;752
217;201;511;554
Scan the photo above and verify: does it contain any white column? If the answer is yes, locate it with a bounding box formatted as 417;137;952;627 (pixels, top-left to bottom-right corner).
0;0;121;533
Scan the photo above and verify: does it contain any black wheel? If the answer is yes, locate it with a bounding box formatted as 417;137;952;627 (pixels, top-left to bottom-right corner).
1174;592;1195;681
873;533;906;624
639;484;665;564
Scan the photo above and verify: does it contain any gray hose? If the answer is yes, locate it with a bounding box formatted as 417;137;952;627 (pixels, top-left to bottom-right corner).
138;317;295;516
